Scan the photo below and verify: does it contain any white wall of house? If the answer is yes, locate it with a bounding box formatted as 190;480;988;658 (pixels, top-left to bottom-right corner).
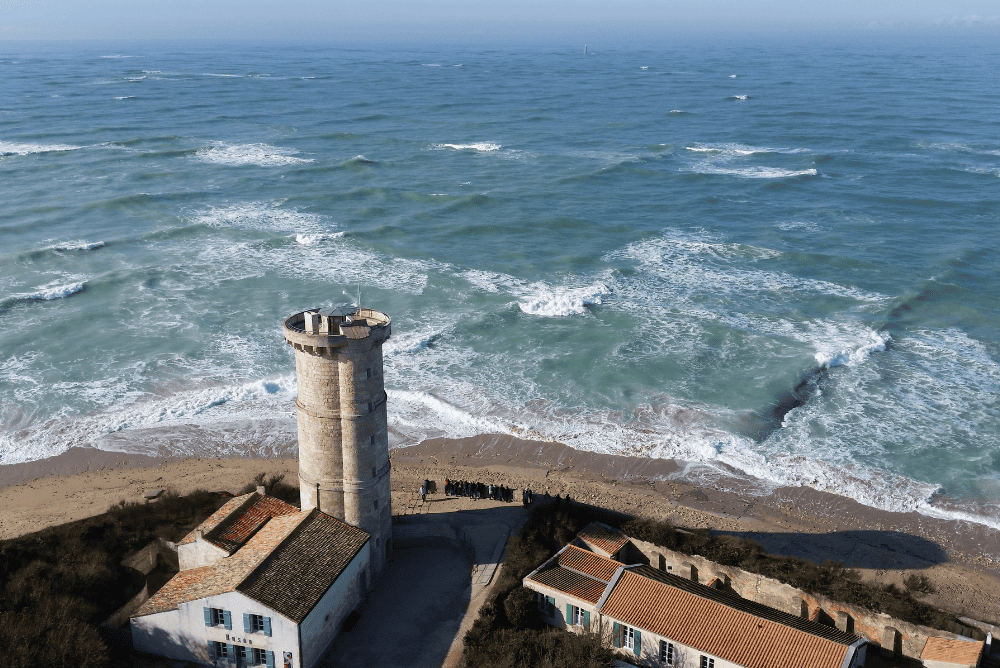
132;591;299;668
523;581;599;633
603;618;738;668
299;542;371;668
178;537;229;571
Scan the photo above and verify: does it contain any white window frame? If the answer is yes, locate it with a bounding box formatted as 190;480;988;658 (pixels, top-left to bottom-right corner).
210;607;226;627
624;625;636;650
571;605;585;626
660;640;674;665
700;656;715;668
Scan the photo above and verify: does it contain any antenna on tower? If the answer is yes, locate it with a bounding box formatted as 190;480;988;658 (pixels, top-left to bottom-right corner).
357;283;362;312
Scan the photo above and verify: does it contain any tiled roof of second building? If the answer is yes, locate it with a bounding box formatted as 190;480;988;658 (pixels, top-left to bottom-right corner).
602;568;859;668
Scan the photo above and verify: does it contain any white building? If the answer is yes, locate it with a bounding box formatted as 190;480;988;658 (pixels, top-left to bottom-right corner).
524;522;868;668
131;491;370;668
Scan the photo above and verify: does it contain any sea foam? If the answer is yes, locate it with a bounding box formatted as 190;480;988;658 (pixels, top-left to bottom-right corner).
196;142;313;166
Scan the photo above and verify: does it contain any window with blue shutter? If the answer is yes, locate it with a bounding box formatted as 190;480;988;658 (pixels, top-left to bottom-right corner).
566;603;572;624
633;629;642;656
263;616;272;637
204;607;213;627
613;622;621;647
223;610;232;630
266;650;275;668
226;643;235;659
583;610;590;627
208;640;216;659
244;613;251;634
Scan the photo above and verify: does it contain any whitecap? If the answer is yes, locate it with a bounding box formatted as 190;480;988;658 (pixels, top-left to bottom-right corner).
431;142;501;152
196;142;313;166
518;282;611;317
815;331;891;368
730;94;748;100
49;240;105;251
295;232;344;245
3;281;86;307
191;201;325;235
0;141;81;156
114;96;136;100
695;165;817;179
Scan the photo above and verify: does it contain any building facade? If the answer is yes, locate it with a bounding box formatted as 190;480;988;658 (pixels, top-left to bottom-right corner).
131;492;370;668
524;523;868;668
282;306;393;578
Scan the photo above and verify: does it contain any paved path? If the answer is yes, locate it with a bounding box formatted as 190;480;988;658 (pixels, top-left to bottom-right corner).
319;494;532;668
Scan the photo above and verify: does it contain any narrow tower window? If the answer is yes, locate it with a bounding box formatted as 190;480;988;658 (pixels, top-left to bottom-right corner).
372;466;376;479
366;368;372;379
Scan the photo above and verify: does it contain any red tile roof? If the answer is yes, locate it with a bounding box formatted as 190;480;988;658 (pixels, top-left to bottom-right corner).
921;637;985;665
577;522;630;557
528;566;609;604
602;569;856;668
558;544;623;582
181;493;299;553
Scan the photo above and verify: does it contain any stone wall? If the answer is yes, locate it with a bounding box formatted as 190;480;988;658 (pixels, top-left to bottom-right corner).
122;538;179;575
625;535;975;661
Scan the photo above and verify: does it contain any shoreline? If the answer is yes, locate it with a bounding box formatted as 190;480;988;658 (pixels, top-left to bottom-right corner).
2;434;998;623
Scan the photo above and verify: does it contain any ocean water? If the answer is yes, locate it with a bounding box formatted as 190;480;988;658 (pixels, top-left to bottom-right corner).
2;37;998;529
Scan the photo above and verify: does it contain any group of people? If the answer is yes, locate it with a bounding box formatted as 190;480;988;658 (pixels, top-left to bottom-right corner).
438;479;536;506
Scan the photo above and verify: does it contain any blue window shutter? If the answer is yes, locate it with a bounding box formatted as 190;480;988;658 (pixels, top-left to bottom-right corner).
244;612;251;634
223;609;232;630
547;596;554;616
204;607;213;627
263;616;272;637
583;610;590;627
613;622;620;647
566;603;572;624
266;650;275;668
208;641;216;659
226;643;235;658
633;629;642;656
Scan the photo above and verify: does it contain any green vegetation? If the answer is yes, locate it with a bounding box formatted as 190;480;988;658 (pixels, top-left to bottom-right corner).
0;472;292;668
461;498;615;668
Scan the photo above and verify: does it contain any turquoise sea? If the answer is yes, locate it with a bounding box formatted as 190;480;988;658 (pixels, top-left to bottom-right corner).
2;36;998;528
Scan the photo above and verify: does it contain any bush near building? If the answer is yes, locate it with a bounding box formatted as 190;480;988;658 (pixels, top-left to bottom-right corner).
0;485;248;668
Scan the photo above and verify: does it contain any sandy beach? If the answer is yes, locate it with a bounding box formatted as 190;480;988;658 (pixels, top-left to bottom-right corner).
2;434;998;625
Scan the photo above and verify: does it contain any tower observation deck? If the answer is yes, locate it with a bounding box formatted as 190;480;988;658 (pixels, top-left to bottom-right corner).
282;306;392;577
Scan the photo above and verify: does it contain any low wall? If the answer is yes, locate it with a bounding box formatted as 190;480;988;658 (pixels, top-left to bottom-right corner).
103;582;149;628
626;535;978;661
122;538;179;574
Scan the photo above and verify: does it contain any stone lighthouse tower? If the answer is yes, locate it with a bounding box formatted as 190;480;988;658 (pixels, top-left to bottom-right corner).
282;305;393;578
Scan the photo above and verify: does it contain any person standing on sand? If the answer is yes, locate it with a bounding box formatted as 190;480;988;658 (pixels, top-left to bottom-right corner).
420;483;426;503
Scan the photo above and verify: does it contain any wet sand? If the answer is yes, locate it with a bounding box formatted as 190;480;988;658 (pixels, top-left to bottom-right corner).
2;434;998;624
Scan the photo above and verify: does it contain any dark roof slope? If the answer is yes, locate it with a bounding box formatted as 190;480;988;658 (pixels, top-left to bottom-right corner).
236;510;369;622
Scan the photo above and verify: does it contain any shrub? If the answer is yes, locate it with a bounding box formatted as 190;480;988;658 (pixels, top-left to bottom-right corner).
904;573;935;594
504;586;542;630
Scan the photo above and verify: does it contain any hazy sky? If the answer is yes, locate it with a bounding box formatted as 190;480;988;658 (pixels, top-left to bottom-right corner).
2;0;998;42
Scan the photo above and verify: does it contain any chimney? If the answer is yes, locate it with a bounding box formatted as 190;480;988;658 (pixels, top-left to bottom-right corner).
195;528;204;541
256;485;266;496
